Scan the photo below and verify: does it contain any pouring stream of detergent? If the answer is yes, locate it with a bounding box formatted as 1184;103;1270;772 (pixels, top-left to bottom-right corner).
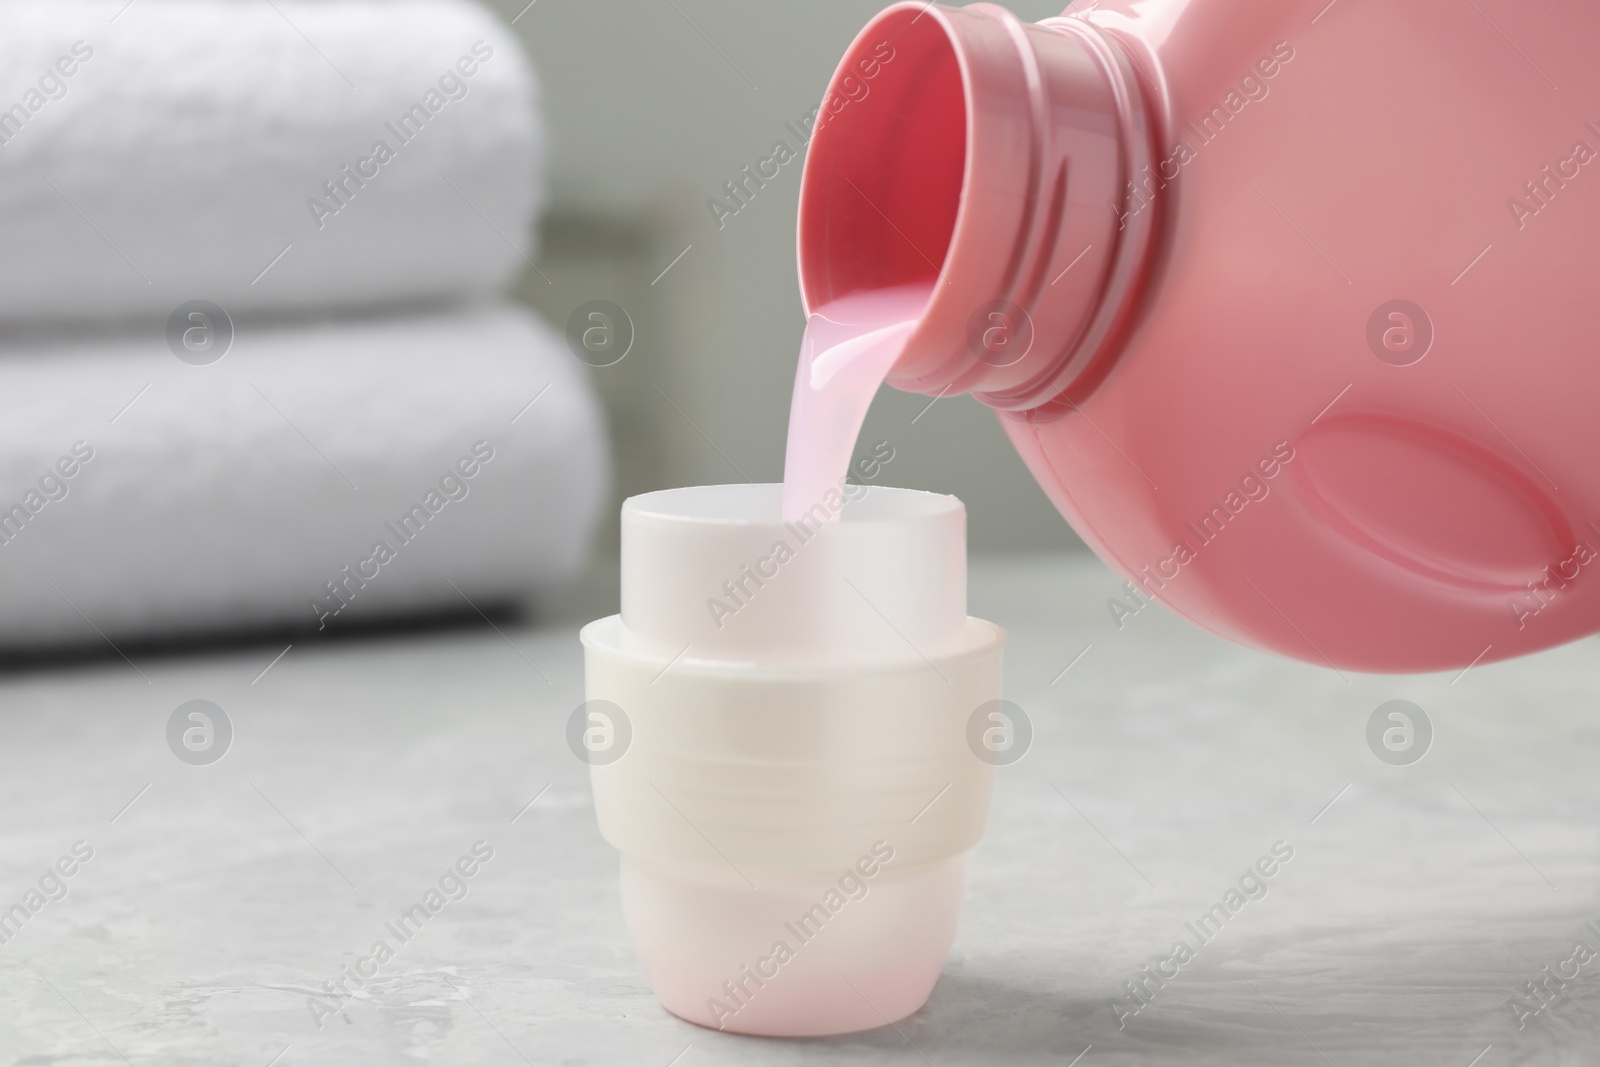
781;281;935;521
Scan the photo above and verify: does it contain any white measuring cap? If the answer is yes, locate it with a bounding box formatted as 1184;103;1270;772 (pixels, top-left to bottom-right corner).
580;484;1005;1036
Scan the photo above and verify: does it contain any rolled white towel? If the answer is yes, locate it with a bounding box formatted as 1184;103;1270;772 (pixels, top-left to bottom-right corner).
0;0;540;325
0;304;607;646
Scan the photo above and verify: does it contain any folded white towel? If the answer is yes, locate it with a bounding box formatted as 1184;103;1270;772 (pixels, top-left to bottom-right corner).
0;0;540;325
0;304;607;646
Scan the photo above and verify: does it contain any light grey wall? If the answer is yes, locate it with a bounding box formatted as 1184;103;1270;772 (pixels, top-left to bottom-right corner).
504;0;1086;554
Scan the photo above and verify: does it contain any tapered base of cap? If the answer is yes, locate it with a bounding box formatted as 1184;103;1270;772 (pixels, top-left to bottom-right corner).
623;857;963;1036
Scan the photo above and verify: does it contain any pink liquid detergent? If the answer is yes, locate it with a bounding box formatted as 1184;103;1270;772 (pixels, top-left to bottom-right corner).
785;0;1600;673
781;282;933;521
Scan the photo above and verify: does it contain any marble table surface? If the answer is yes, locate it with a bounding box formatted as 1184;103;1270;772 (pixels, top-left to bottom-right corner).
2;554;1598;1066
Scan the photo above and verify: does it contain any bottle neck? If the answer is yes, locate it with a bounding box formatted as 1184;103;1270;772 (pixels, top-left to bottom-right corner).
796;2;1160;412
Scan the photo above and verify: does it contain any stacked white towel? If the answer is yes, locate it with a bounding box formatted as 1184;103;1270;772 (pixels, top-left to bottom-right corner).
0;0;540;318
0;0;607;646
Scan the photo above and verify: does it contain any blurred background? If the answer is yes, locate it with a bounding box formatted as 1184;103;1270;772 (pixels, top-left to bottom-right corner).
0;0;1083;659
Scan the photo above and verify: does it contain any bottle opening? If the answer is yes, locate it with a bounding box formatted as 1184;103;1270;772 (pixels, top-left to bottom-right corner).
797;7;966;307
798;4;1159;411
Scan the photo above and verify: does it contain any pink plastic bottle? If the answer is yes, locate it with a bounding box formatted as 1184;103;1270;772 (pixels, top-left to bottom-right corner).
797;0;1600;673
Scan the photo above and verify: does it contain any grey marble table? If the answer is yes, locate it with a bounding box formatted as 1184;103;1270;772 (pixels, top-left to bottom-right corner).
2;555;1597;1066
